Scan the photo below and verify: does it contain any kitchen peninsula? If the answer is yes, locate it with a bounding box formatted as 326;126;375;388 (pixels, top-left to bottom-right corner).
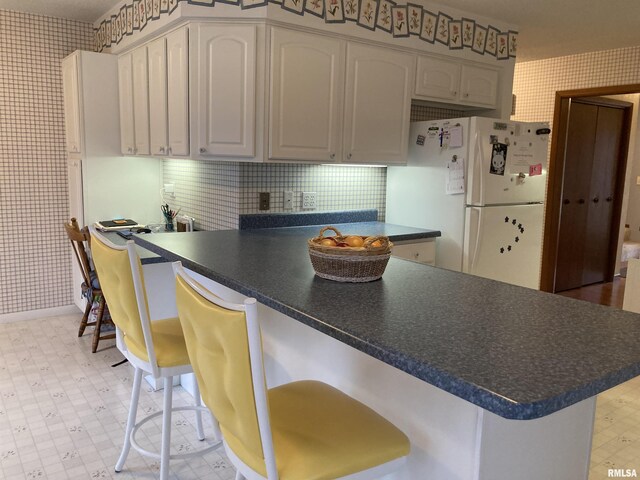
134;225;640;480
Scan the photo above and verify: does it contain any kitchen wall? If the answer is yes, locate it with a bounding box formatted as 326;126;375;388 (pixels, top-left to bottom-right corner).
162;104;469;230
511;45;640;261
0;10;94;317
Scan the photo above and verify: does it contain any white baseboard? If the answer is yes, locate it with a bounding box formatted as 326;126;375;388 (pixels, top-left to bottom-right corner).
0;305;81;324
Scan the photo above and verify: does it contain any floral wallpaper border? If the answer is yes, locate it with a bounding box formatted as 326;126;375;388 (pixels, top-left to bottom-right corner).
94;0;517;59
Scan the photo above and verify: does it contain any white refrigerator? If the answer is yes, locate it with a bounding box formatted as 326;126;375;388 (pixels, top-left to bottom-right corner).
386;117;550;289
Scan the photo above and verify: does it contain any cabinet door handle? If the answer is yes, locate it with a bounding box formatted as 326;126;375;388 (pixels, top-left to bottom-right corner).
347;153;352;160
453;91;458;96
127;147;133;153
159;146;165;153
463;93;469;98
329;153;335;160
592;196;599;204
606;196;613;202
168;146;172;155
578;198;585;204
200;147;207;154
563;199;570;205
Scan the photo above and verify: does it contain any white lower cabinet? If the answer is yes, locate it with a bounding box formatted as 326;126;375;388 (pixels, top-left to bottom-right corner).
392;239;436;265
193;23;257;158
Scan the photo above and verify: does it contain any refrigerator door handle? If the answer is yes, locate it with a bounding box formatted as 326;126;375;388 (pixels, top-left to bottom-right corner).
472;132;484;205
467;207;482;272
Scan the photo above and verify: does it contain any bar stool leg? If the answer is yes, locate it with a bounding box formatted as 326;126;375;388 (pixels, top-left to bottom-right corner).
193;380;205;441
160;376;174;480
116;367;143;472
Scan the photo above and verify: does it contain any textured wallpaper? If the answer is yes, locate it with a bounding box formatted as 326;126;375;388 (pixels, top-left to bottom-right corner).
0;10;94;315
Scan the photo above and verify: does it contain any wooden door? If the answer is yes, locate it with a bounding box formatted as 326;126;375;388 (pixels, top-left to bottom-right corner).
554;98;630;292
582;105;625;285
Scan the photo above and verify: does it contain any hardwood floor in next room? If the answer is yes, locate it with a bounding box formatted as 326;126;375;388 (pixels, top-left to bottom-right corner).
557;276;626;309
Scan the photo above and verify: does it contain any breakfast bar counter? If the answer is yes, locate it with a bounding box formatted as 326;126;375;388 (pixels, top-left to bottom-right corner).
133;225;640;479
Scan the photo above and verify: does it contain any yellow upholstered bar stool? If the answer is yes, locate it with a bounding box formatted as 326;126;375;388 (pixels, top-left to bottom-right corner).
173;261;411;480
88;228;221;480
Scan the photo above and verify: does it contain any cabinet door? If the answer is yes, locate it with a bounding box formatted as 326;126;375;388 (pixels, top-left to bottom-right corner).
460;65;498;107
269;28;344;162
195;24;256;157
166;26;189;156
148;36;168;156
62;54;82;154
118;53;136;155
344;43;413;164
132;46;150;155
414;56;461;101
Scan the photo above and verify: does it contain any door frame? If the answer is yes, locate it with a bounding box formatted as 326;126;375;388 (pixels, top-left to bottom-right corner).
540;84;639;292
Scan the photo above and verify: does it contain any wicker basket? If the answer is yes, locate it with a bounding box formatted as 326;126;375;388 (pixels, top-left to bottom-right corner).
308;226;393;282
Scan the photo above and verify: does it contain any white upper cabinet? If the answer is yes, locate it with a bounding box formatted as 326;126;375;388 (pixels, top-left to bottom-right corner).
269;28;344;162
118;53;136;155
62;51;119;159
121;26;189;157
193;24;256;158
148;36;168;156
166;26;189;156
61;53;82;155
344;43;413;165
415;55;499;109
132;46;150;155
460;64;499;107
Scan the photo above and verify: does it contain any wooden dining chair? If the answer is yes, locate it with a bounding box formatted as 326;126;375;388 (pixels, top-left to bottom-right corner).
64;218;115;353
173;261;411;480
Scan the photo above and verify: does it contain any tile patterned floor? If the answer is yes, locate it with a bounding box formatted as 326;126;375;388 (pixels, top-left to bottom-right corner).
1;313;639;479
0;314;235;480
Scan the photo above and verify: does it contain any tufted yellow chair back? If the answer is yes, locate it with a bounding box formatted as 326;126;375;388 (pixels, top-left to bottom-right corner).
175;274;267;474
90;234;150;362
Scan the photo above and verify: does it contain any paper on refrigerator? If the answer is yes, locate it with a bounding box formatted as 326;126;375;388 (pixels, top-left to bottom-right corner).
446;157;465;194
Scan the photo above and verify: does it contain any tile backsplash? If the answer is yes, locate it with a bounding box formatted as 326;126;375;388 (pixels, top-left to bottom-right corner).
0;10;94;316
162;103;471;231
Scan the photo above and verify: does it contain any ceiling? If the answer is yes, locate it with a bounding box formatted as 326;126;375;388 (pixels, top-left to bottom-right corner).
1;0;639;61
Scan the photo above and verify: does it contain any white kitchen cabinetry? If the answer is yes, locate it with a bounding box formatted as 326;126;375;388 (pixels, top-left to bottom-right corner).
392;239;436;265
193;23;257;158
61;54;82;155
132;46;150;155
148;27;190;157
269;28;344;162
415;56;499;109
343;43;413;164
118;53;136;155
269;30;412;165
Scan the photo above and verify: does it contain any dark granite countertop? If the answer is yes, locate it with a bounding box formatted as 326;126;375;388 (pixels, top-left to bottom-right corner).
134;227;640;420
103;232;165;265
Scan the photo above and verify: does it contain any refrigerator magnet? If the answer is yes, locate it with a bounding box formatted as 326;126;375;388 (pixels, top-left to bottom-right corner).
530;163;542;176
416;134;426;146
490;143;508;176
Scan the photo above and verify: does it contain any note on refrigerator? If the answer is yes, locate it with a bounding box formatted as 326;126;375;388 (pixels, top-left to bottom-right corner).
449;125;463;148
446;157;465;195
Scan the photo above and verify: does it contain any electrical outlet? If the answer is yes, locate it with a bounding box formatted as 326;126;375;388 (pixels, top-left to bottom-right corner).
284;191;293;209
259;192;270;211
302;192;317;210
164;183;175;198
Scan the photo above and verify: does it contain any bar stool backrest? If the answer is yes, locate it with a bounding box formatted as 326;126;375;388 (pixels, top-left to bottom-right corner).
173;263;277;478
89;228;159;376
